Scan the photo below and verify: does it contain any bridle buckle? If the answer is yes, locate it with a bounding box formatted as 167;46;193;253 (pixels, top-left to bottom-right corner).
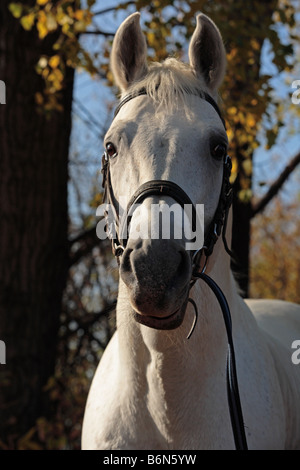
191;246;208;278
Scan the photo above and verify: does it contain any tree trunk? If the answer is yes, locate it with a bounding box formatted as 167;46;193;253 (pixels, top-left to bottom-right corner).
0;1;73;442
221;0;279;298
231;177;252;298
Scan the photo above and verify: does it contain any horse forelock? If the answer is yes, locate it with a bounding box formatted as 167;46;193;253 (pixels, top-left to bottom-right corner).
125;58;211;112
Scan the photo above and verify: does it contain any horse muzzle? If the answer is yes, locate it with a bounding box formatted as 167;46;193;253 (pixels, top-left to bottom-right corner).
120;238;192;330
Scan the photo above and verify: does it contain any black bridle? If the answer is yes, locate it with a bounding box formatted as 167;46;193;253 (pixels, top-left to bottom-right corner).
102;88;233;260
101;88;248;450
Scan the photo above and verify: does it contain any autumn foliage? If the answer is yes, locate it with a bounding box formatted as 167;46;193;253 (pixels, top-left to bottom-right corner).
251;197;300;304
1;0;299;451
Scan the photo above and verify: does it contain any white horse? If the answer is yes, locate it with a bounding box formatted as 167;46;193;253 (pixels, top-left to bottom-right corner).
82;12;300;450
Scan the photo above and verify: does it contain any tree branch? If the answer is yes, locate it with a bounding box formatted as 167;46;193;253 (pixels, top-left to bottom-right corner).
80;30;115;37
92;2;136;17
251;150;300;217
73;97;105;136
68;225;109;267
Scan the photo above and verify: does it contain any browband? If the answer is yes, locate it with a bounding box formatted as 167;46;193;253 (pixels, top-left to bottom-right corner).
114;88;226;129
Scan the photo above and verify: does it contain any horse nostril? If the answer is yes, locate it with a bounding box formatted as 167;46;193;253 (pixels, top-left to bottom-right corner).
120;240;191;290
176;247;192;282
121;248;133;274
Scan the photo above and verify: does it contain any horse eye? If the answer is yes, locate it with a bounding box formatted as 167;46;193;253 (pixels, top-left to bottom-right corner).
212;143;227;160
106;142;117;158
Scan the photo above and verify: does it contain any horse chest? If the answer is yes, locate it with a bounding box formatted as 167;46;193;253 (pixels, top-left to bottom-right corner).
83;342;235;449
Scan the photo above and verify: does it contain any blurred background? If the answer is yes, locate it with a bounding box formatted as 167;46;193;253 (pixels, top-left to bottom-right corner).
0;0;299;450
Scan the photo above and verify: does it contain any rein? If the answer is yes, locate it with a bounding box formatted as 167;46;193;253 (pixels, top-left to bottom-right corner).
101;88;248;450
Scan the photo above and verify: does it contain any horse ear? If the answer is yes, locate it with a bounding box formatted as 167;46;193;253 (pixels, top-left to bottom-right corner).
188;14;226;93
111;12;148;92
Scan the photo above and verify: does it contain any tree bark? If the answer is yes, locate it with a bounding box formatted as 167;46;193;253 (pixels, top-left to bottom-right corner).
0;1;73;442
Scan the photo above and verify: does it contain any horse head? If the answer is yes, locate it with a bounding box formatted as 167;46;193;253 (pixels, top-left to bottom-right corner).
103;12;229;331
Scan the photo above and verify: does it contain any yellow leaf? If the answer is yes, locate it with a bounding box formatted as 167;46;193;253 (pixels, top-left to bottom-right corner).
147;32;156;47
41;67;49;79
49;54;60;68
48;68;64;90
62;22;73;36
8;3;23;19
238;188;252;203
74;20;87;32
74;9;84;21
37;11;48;39
35;92;44;105
20;13;35;31
37;21;48;39
247;115;256;128
227;106;237;115
226;127;234;142
242;159;252;176
231;157;238;175
37;0;50;4
57;7;73;26
250;39;260;51
46;13;57;31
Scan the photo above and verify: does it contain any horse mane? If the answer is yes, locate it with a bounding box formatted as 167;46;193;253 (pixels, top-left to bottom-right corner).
126;58;210;111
